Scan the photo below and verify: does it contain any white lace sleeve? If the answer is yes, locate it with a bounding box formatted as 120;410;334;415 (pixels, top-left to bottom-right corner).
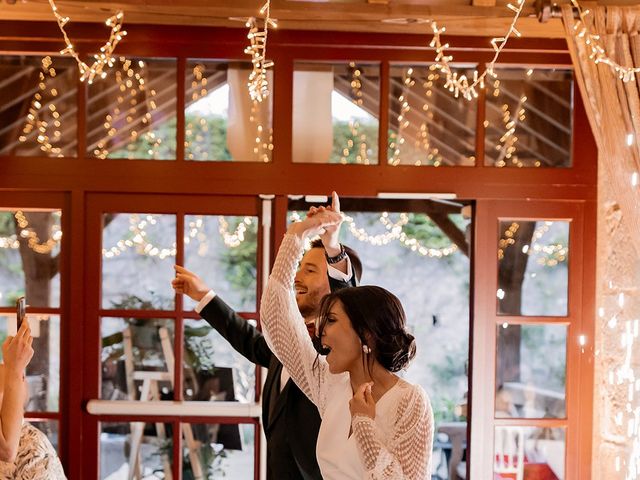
260;233;330;413
351;385;434;480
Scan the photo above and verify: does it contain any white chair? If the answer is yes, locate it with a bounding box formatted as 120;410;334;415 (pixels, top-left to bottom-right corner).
494;426;525;480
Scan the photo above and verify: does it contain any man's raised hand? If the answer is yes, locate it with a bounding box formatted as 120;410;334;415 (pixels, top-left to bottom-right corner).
172;265;210;302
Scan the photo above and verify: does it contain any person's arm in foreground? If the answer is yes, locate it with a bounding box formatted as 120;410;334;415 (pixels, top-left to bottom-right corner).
0;321;33;462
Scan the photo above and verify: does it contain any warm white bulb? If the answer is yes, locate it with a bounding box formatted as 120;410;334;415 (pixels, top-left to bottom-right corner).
626;133;634;146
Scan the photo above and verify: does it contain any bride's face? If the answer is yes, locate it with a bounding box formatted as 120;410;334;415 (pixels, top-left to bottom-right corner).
319;300;363;374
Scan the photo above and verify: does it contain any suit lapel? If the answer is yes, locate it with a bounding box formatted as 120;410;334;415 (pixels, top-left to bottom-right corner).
264;361;289;432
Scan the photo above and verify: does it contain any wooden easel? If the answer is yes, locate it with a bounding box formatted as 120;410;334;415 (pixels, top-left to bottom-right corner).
123;326;204;480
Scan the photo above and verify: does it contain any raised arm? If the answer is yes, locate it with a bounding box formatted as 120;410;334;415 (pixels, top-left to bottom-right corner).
0;321;34;462
351;386;434;479
260;233;328;408
260;208;343;411
173;266;272;368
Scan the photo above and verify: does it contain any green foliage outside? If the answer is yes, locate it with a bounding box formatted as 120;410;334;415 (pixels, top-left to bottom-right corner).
218;218;258;306
331;120;379;164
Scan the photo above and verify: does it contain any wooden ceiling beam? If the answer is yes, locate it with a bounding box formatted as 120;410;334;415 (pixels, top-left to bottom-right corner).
472;0;497;5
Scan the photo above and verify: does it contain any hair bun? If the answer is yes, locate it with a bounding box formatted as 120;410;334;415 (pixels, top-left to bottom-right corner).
385;331;416;372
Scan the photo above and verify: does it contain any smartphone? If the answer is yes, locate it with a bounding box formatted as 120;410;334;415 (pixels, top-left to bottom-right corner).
16;296;26;330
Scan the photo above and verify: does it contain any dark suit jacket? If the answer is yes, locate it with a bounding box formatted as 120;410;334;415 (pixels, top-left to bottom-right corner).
200;296;323;480
199;274;356;480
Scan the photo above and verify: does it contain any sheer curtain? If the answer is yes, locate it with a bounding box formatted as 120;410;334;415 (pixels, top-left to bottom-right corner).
563;6;640;479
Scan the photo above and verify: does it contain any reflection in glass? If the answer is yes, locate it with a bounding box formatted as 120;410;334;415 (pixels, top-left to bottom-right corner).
494;427;565;480
292;62;379;164
182;423;254;479
296;207;470;479
0;210;62;308
102;213;176;309
183;319;256;403
0;314;61;412
185;60;273;162
184;215;257;312
498;220;569;316
485;68;573;168
100;421;173;479
87;57;177;160
0;55;77;158
101;317;175;401
496;324;566;418
388;65;476;166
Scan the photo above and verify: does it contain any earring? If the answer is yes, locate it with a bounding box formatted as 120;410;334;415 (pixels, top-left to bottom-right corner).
362;344;371;354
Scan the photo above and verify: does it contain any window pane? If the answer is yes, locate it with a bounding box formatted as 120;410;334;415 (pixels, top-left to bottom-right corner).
87;57;177;160
182;423;254;479
101;317;175;401
28;420;60;452
485;68;573;168
496;324;566;419
101;421;174;479
0;210;62;308
388;65;476;166
185;60;273;162
183;319;256;403
0;55;77;158
102;213;176;310
498;220;569;316
292;208;470;479
0;314;60;412
494;426;565;480
292;62;379;164
184;215;257;312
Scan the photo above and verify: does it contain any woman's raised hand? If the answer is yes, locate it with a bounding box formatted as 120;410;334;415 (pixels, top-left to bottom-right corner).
289;194;343;240
2;320;34;374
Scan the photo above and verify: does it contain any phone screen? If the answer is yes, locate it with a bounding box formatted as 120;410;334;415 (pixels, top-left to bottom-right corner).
16;296;26;330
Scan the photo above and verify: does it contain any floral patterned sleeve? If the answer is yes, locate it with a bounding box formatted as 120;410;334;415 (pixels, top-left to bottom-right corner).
351;385;434;480
0;423;67;479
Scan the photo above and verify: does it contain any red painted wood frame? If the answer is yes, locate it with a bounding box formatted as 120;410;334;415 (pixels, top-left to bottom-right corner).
84;193;263;480
473;199;596;479
0;20;597;479
0;191;69;459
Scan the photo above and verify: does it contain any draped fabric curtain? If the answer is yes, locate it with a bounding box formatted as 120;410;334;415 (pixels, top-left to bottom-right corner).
562;6;640;480
563;5;640;256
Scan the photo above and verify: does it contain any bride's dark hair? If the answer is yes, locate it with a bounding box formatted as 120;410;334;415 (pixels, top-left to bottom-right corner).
317;285;416;372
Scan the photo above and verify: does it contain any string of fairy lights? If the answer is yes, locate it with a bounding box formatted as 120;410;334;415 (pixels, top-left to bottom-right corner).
428;0;526;101
48;0;126;84
0;211;62;255
389;67;443;167
244;1;276;103
339;63;372;165
19;56;65;157
497;220;568;267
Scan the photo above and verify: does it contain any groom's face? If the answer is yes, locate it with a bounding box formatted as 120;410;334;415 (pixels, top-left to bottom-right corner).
294;247;330;320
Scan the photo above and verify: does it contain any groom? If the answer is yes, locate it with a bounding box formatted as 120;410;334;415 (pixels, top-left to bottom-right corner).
172;200;361;479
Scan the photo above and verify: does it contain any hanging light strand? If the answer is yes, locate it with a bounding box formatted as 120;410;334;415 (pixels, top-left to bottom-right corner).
48;0;126;84
102;214;176;259
289;211;458;257
19;56;64;157
244;1;277;102
0;211;63;255
428;0;525;100
218;216;254;248
570;0;640;83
